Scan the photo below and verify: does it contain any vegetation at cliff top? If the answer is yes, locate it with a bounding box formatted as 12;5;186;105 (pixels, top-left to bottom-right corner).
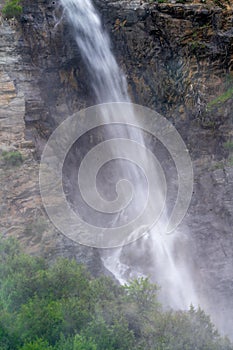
0;236;232;350
2;0;22;19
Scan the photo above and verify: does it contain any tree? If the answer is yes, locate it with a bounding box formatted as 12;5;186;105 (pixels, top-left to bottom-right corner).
123;277;159;311
20;338;53;350
0;237;232;350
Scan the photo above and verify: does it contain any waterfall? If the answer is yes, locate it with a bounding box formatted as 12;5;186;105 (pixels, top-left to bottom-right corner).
60;0;128;103
60;0;198;309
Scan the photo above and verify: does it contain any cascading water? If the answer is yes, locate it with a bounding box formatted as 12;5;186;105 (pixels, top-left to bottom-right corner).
60;0;198;309
60;0;128;103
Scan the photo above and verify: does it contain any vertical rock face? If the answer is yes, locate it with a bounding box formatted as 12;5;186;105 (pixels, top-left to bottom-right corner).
0;23;25;145
19;0;94;153
0;10;107;277
1;0;233;338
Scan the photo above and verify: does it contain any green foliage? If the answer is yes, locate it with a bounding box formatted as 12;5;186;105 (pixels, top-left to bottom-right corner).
82;317;133;350
223;141;233;166
20;338;53;350
212;161;224;170
47;334;97;350
16;297;64;344
227;157;233;167
189;41;206;55
2;0;22;19
223;140;233;150
0;237;232;350
73;335;97;350
0;236;20;260
123;277;159;311
1;150;23;166
24;218;48;238
207;86;233;110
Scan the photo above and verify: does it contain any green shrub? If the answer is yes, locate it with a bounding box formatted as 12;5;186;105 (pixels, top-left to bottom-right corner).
207;86;233;110
73;335;97;350
0;237;232;350
2;0;22;19
223;141;233;150
20;338;53;350
227;157;233;166
24;218;48;241
1;150;23;166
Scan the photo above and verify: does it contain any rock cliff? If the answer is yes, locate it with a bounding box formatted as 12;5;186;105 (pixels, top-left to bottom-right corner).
0;13;106;277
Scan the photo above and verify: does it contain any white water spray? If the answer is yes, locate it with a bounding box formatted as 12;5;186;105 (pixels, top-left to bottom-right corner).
60;0;197;309
60;0;128;103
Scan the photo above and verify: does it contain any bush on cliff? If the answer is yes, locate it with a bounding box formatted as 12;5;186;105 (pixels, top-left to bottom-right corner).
1;150;23;166
2;0;22;19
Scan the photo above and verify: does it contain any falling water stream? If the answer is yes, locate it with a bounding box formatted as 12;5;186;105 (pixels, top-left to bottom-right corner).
60;0;198;309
